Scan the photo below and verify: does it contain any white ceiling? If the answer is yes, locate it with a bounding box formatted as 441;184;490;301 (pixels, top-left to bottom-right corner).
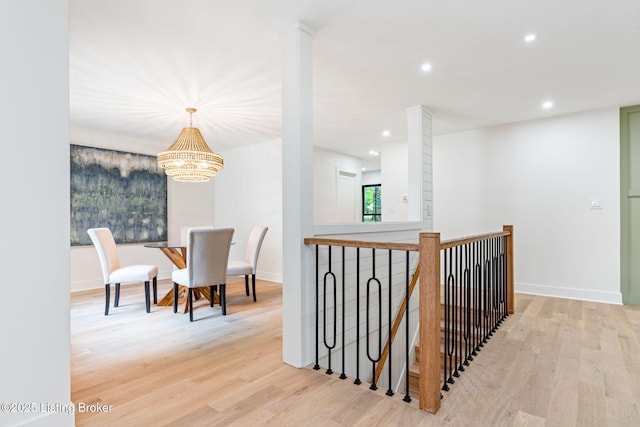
70;0;640;165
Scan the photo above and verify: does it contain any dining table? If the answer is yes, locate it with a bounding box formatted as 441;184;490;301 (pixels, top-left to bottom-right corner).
144;241;221;313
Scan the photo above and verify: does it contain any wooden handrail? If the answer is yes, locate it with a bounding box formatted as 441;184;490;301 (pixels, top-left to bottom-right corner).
304;229;511;252
303;237;418;252
440;230;511;249
373;266;420;383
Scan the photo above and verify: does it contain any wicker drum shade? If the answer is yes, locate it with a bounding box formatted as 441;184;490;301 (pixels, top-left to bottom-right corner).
157;108;224;182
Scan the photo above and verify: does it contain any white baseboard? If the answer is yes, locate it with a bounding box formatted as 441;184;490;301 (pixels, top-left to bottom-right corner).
70;278;104;293
257;271;282;283
516;282;623;305
71;269;175;293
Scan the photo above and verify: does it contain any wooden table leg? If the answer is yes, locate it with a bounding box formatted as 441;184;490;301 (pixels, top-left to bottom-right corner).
156;247;187;309
159;247;186;269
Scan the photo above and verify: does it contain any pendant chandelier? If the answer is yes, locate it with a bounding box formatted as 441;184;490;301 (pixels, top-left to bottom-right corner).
157;108;223;182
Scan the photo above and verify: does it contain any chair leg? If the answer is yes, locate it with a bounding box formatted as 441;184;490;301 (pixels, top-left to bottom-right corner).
144;281;151;313
252;274;257;302
221;284;227;315
173;283;179;313
153;277;158;304
210;286;215;307
114;283;120;307
244;275;249;296
104;284;110;316
189;288;194;322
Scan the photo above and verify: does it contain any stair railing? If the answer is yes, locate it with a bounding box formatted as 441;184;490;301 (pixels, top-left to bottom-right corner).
303;238;420;402
419;225;514;413
304;225;514;414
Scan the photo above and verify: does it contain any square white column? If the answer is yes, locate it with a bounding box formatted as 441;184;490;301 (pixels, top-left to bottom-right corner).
282;22;316;367
407;105;433;229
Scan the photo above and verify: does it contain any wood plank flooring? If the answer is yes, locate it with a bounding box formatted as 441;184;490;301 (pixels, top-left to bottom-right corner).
71;281;640;426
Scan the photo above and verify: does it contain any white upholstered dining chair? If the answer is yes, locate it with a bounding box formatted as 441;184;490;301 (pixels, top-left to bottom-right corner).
87;227;158;315
180;225;214;245
172;227;234;321
227;225;268;302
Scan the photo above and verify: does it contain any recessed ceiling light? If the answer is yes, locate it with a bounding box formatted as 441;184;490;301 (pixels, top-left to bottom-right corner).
382;130;390;137
421;63;432;72
362;167;366;171
542;100;553;109
524;33;537;43
369;150;380;156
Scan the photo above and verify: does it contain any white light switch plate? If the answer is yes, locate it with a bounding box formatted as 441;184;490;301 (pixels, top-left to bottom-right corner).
590;199;604;210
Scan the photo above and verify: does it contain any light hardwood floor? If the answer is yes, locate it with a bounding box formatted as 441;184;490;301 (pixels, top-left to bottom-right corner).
71;280;640;427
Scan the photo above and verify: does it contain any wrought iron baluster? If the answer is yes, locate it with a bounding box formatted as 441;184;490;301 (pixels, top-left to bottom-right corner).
452;246;460;378
354;248;361;385
442;248;448;391
403;251;412;403
496;238;501;327
475;240;480;349
386;250;394;396
463;243;471;368
366;248;382;390
482;239;489;346
314;245;320;370
495;237;500;332
323;246;337;375
340;246;347;380
443;248;455;390
504;237;508;320
488;238;495;337
489;238;494;337
485;239;490;337
499;236;506;322
489;239;494;335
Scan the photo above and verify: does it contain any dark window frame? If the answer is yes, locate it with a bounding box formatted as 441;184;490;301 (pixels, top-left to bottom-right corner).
362;184;382;222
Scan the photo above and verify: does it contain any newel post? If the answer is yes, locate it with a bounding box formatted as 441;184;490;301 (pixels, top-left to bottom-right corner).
503;225;514;314
418;232;441;413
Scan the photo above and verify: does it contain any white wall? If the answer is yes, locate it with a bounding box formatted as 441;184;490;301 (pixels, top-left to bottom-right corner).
1;1;74;425
432;130;489;238
362;170;381;186
69;129;217;291
434;107;621;304
167;180;216;242
214;138;283;282
380;142;409;222
314;147;363;223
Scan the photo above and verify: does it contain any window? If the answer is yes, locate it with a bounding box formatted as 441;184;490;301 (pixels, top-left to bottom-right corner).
362;184;381;222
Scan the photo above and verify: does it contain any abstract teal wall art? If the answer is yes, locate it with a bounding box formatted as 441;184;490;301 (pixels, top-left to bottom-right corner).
70;144;167;246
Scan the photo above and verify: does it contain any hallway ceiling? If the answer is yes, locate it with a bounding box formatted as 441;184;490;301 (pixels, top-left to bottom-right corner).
70;0;640;162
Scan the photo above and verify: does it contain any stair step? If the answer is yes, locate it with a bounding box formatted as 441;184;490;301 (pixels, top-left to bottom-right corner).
408;363;420;396
408;301;495;397
409;350;473;393
415;337;475;363
408;354;448;397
